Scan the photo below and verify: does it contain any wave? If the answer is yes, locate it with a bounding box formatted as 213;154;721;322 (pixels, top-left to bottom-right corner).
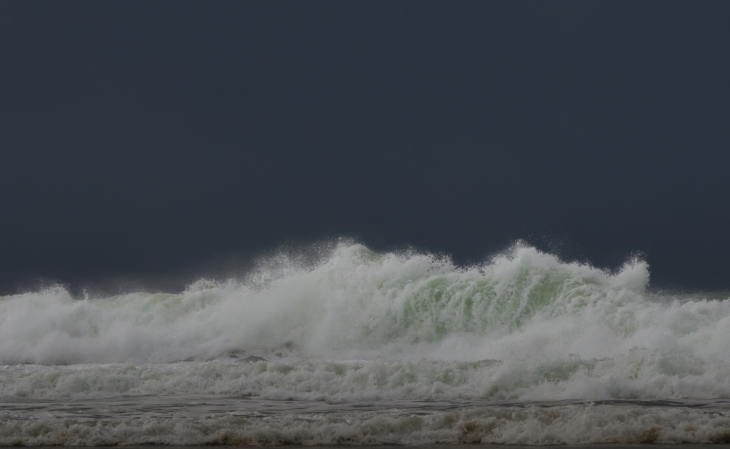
1;242;729;402
2;354;730;401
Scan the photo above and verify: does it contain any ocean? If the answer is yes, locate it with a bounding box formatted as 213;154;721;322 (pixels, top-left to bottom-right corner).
1;242;730;445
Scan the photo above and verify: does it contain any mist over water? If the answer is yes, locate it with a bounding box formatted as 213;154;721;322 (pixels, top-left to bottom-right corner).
2;241;730;445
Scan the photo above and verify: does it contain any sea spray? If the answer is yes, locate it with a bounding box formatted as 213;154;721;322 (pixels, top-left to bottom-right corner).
0;242;659;364
1;242;730;445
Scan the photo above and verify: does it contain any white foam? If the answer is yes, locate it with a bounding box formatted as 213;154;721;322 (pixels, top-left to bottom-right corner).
0;242;729;403
2;351;730;402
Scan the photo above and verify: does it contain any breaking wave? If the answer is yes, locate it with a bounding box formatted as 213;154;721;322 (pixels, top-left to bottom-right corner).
0;243;730;400
2;241;730;445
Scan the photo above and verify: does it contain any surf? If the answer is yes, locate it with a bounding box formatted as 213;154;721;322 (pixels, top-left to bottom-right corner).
0;241;729;403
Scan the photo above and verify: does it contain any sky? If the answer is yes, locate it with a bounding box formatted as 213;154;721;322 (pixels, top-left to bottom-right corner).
1;1;729;294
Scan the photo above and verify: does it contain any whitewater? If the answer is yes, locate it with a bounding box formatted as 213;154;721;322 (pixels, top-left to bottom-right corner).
2;241;730;445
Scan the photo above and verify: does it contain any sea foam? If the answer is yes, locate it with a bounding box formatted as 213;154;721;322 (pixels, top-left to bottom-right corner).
1;242;730;445
2;405;730;446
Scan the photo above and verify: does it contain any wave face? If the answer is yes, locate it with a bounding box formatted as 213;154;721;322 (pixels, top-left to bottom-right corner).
2;242;730;445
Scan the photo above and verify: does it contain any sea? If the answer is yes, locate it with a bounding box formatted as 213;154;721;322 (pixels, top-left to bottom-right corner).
1;242;730;446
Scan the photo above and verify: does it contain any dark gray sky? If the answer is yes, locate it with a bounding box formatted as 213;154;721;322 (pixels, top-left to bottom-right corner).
1;1;729;293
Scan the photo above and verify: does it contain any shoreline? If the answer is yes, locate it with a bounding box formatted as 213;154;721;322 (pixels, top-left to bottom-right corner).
18;443;730;449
